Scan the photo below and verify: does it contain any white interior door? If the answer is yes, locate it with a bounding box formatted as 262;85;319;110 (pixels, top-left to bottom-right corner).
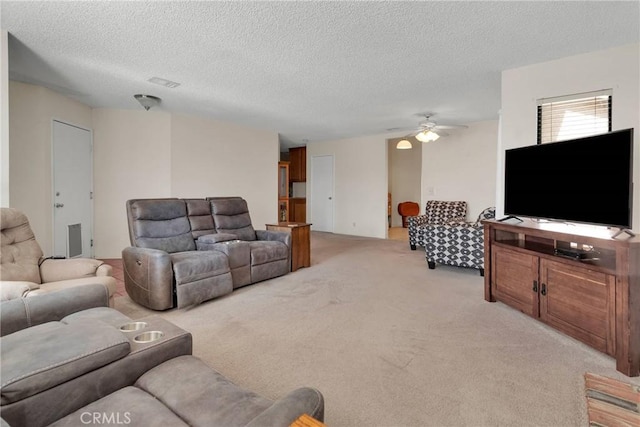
53;120;93;258
311;155;334;232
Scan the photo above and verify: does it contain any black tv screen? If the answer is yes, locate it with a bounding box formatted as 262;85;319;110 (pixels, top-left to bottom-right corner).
504;128;634;228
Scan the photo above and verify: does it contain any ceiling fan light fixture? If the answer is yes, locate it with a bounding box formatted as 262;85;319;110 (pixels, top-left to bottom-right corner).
134;94;161;111
415;130;440;143
396;139;412;149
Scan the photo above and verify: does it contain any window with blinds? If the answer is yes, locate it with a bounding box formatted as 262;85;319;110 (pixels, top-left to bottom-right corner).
537;90;612;144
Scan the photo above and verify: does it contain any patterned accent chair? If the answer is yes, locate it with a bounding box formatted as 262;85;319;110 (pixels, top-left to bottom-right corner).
408;201;467;250
424;207;496;276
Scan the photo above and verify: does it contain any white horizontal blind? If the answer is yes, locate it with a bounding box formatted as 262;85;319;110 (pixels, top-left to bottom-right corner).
537;90;612;144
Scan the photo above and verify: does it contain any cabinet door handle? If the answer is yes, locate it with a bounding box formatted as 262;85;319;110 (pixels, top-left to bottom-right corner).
533;280;538;293
541;283;547;296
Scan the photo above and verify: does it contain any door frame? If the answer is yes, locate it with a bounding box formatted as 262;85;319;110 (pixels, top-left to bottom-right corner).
50;118;95;257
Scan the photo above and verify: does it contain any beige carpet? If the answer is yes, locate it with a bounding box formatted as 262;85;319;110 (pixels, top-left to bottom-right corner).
115;232;640;426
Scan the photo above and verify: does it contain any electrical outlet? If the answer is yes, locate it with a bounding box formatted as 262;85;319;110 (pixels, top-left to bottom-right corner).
352;222;356;227
427;186;435;196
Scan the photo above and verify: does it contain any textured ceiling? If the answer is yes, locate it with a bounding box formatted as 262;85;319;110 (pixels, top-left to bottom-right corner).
2;1;639;148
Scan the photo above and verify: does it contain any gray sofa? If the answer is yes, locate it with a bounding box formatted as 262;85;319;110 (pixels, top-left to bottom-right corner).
0;282;112;337
0;284;192;426
0;286;324;426
123;197;291;310
50;356;324;427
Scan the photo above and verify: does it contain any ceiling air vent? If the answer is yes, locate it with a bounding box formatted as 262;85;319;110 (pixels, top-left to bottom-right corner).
148;77;181;88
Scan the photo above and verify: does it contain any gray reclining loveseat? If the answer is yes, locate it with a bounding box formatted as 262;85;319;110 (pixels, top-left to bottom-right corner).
123;197;291;310
0;285;325;427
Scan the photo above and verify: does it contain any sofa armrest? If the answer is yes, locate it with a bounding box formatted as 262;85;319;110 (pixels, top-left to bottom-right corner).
255;230;291;247
122;247;175;311
39;258;111;283
0;281;39;302
245;387;324;427
407;214;429;228
446;221;483;231
1;321;130;405
0;284;111;337
95;263;113;277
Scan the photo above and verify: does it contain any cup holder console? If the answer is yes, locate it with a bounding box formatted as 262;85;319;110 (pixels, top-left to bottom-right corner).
119;318;182;347
120;322;164;344
133;331;164;343
119;322;148;332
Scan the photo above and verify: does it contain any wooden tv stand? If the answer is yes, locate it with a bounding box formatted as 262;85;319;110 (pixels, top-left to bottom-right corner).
483;219;640;376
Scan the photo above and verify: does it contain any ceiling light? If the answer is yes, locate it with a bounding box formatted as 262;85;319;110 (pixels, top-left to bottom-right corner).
134;94;161;111
396;139;412;149
415;130;440;143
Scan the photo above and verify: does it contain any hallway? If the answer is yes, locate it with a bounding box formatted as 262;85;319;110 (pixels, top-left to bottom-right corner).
388;226;408;242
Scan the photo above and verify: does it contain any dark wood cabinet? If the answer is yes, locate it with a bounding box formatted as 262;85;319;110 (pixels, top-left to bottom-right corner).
289;198;306;223
278;161;289;221
289;147;306;182
484;220;640;376
491;246;539;317
539;259;615;355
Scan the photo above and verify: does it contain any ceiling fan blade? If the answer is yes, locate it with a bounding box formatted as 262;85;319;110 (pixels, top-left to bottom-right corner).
433;124;468;130
392;112;467;138
386;126;423;133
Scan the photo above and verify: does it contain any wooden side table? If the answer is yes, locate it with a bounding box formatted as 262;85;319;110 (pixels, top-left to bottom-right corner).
265;222;311;272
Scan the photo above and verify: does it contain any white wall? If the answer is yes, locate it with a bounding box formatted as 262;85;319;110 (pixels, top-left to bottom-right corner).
421;120;499;220
388;137;421;227
500;43;640;232
308;125;497;238
9;82;282;258
92;109;172;257
8;81;92;254
93;112;279;258
170;113;278;235
307;134;388;238
1;30;9;207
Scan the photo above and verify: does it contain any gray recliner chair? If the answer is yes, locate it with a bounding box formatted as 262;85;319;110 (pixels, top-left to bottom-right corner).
123;199;233;310
0;207;117;306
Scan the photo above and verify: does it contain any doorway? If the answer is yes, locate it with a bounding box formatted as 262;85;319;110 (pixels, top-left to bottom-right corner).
52;120;93;258
387;137;422;241
310;155;334;232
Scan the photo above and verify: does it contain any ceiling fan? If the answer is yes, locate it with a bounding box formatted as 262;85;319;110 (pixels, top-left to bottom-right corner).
395;114;468;148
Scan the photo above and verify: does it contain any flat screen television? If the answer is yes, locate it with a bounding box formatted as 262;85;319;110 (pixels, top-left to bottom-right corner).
504;128;634;229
